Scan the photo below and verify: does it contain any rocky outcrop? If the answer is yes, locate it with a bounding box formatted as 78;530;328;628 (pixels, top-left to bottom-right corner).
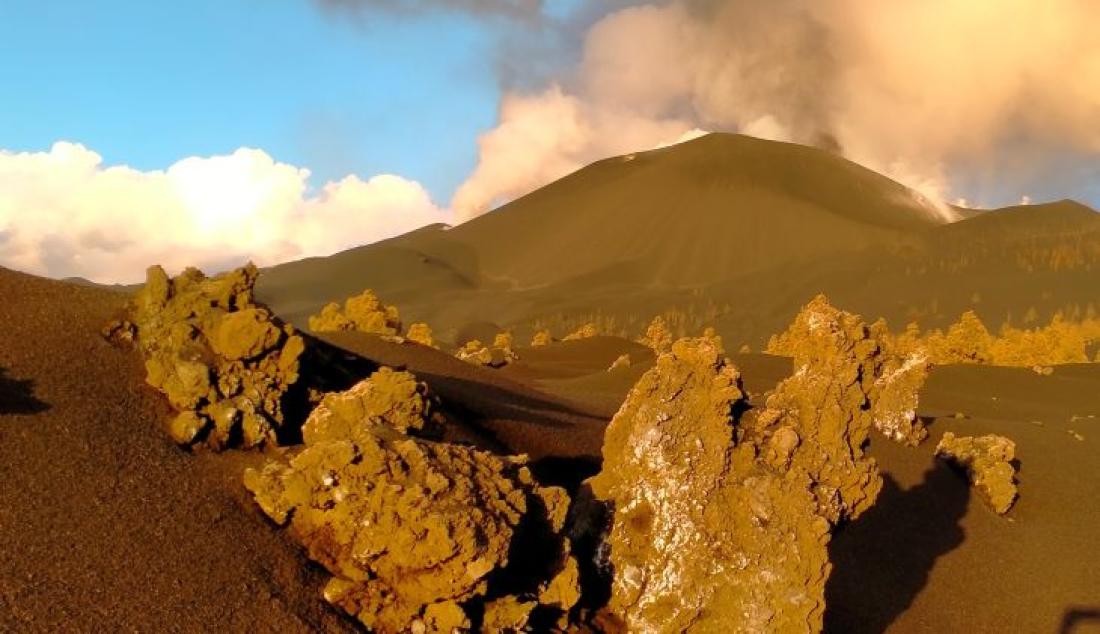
589;334;834;633
926;310;994;364
748;297;893;523
245;371;579;632
492;332;520;363
750;297;888;524
308;289;401;336
301;367;444;443
405;322;436;348
587;297;916;632
531;329;554;347
563;323;598;341
638;315;673;353
770;296;931;446
455;339;494;366
936;432;1019;514
129;264;305;449
455;334;518;368
607;354;631;371
871;351;931;446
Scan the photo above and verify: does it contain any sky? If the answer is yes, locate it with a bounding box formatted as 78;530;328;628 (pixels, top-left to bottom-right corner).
1;0;1098;283
0;0;499;200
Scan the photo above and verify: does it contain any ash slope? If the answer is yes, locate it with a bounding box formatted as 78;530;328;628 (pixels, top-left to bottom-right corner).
0;267;358;633
257;134;1100;348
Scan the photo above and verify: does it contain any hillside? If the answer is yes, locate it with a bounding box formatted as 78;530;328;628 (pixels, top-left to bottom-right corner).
0;267;357;632
257;134;1100;349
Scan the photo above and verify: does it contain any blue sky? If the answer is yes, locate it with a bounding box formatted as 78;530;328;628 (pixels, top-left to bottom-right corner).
0;0;505;201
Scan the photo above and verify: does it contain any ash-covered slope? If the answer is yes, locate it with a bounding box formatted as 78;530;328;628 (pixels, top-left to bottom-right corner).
435;132;951;288
257;134;1100;347
0;267;357;632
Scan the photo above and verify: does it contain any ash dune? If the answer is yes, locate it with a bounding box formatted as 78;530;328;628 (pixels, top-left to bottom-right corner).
0;266;358;633
258;133;1100;351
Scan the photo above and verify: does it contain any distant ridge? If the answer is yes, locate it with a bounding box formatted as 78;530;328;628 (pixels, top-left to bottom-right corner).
257;134;1100;346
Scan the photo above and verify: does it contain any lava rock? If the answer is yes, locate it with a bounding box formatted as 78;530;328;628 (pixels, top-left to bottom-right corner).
936;432;1019;514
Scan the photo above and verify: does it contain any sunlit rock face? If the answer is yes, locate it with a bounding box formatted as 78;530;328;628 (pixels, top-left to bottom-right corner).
638;315;673;353
127;263;305;449
308;288;402;336
936;432;1019;515
405;322;436;347
589;335;831;632
245;371;580;632
300;366;444;443
563;323;599;341
530;329;554;347
590;297;926;632
455;332;519;368
870;349;931;446
769;295;931;448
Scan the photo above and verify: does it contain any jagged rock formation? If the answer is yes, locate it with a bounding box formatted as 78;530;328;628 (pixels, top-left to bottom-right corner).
492;332;520;363
531;329;554;347
455;339;494;366
245;371;579;632
989;315;1091;366
405;322;436;348
926;310;994;364
128;264;305;449
608;354;631;371
455;335;518;368
308;289;401;336
563;323;598;341
874;312;1097;368
750;298;890;524
871;351;931;446
482;596;537;632
587;310;903;632
302;367;443;442
936;432;1019;514
638;316;673;353
770;297;930;446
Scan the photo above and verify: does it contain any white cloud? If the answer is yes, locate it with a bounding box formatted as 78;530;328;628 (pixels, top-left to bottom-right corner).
0;142;449;283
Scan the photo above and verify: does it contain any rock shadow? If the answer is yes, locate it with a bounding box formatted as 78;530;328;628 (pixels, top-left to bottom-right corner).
825;461;970;633
0;366;49;415
1061;607;1100;633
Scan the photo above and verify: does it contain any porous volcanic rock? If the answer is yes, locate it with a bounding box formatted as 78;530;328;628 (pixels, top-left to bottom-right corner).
589;335;833;632
871;351;931;446
308;289;401;336
405;322;436;348
588;297;912;632
928;310;995;365
563;323;598;341
302;367;444;443
246;372;579;632
750;297;888;523
455;335;517;368
770;296;930;447
492;332;520;364
129;264;305;449
936;432;1019;514
455;339;494;366
530;329;554;347
607;354;631;371
638;315;673;353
